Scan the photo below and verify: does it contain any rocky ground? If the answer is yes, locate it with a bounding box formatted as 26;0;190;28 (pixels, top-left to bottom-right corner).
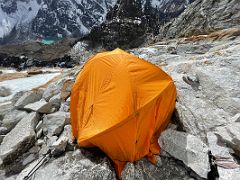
0;28;239;180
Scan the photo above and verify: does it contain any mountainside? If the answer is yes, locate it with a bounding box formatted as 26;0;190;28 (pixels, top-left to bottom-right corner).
0;0;117;44
87;0;194;50
158;0;240;38
0;0;193;45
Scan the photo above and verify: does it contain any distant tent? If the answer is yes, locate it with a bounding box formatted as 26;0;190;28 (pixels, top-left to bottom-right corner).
70;48;177;178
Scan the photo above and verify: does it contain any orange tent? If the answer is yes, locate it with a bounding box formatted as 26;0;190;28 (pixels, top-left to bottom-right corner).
70;48;176;178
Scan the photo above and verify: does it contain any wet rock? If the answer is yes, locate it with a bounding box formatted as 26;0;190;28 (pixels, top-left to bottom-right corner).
2;110;28;133
0;86;11;97
0;112;39;165
14;91;43;109
159;129;210;178
24;99;53;114
215;122;240;156
27;70;43;75
42;111;69;136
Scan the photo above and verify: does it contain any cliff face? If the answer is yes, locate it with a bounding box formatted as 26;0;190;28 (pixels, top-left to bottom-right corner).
158;0;240;38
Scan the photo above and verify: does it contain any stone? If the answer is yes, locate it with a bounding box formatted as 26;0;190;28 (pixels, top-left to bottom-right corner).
0;112;39;165
159;129;210;178
59;102;70;112
31;150;116;180
2;110;28;133
0;86;11;97
60;79;74;101
122;156;192;180
0;102;13;121
167;46;177;54
42;111;69;136
35;139;44;146
49;94;61;109
11;91;26;105
207;132;240;180
215;122;240;156
24;99;53;114
14;91;43;109
0;127;8;135
46;136;58;147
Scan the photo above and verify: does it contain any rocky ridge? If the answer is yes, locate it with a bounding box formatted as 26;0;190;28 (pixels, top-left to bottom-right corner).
0;28;239;180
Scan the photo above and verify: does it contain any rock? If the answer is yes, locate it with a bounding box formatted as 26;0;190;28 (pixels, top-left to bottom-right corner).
49;94;61;109
2;110;28;133
167;46;177;54
24;99;53;114
215;122;240;156
0;127;8;135
159;129;210;178
51;125;73;156
60;79;74;101
14;91;43;109
43;78;73;101
35;139;44;146
207;132;240;180
42;111;69;136
11;91;26;105
46;136;58;147
0;86;11;97
27;70;43;75
31;149;116;180
59;102;70;112
122;156;192;180
0;135;4;144
0;102;13;121
39;144;50;156
51;136;68;156
0;112;39;165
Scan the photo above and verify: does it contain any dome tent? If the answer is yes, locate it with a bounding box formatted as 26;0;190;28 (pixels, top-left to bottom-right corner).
70;48;176;178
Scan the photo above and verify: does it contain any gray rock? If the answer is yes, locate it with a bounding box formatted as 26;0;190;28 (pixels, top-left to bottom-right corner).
122;156;192;180
159;129;210;178
36;129;43;139
0;102;13;121
42;111;69;136
24;99;53;114
0;86;11;97
2;110;28;133
14;91;43;109
49;94;61;109
46;136;58;147
0;127;8;135
11;91;26;105
207;132;240;180
31;150;116;180
215;122;240;156
0;112;39;165
35;139;44;146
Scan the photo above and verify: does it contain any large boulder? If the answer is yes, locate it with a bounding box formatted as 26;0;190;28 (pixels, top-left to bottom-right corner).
0;102;13;121
1;109;28;133
14;91;43;109
159;129;210;178
24;99;53;114
0;86;11;97
17;149;116;180
0;112;39;165
42;111;69;136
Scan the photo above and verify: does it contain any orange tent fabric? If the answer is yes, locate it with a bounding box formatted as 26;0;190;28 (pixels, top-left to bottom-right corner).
70;48;176;178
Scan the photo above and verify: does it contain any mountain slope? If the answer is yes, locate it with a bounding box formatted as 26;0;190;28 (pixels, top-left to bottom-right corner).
158;0;240;38
0;0;117;44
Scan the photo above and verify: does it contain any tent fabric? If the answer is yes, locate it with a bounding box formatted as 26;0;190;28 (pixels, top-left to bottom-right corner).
70;48;177;178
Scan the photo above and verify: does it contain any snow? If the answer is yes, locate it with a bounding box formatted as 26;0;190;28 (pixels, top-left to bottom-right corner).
0;73;60;103
0;0;41;38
